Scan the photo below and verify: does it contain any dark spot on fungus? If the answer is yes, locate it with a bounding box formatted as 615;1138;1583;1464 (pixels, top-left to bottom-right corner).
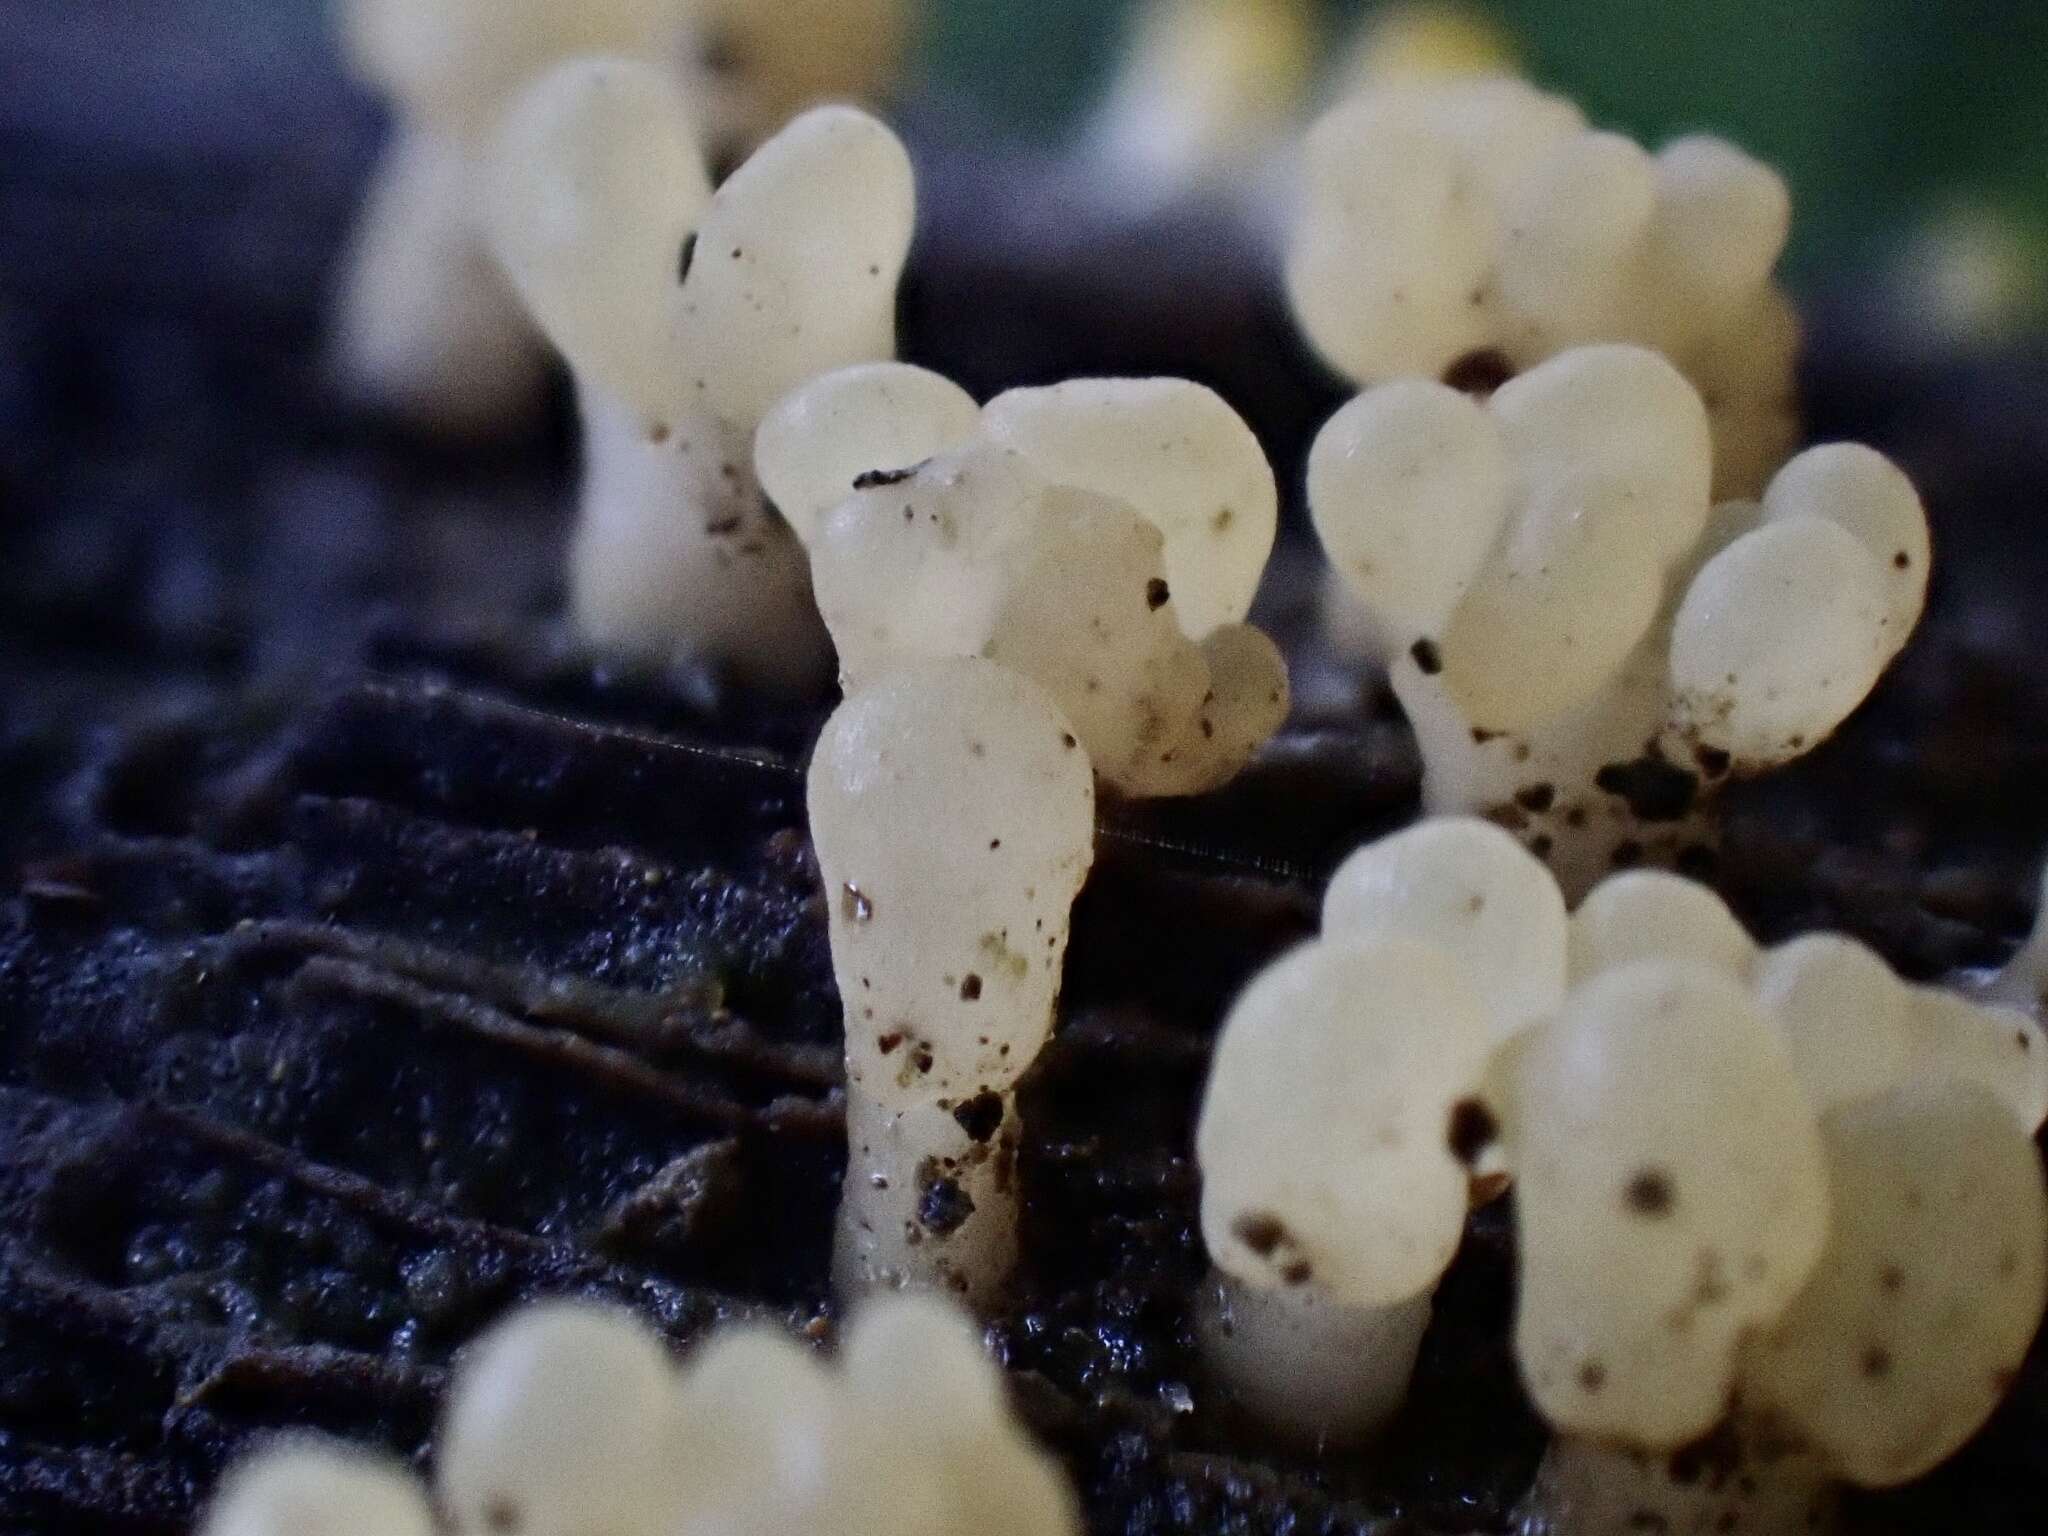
1281;1259;1313;1286
1694;745;1733;779
854;464;920;489
1061;733;1077;750
1595;755;1701;822
1894;549;1911;569
912;1045;934;1075
1146;577;1171;609
959;973;983;1001
485;1496;521;1533
952;1090;1004;1144
1861;1345;1893;1379
677;232;698;284
1232;1212;1287;1258
876;1032;903;1055
1579;1359;1608;1392
1472;726;1502;745
1530;833;1555;858
1564;806;1589;828
1447;1098;1500;1167
1516;783;1557;813
1410;638;1444;675
705;513;743;536
1625;1167;1676;1217
917;1172;975;1236
1879;1264;1905;1293
1442;347;1515;396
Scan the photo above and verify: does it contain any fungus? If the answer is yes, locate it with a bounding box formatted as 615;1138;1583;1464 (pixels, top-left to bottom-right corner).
1197;936;1494;1443
205;1294;1077;1536
1520;1079;2048;1536
1323;815;1568;1037
1568;869;1757;984
1287;76;1797;497
1499;962;1830;1450
685;0;920;153
1309;347;1929;896
202;1442;434;1536
775;371;1289;797
1089;0;1318;200
809;659;1095;1302
330;0;690;430
438;1300;690;1536
485;57;916;687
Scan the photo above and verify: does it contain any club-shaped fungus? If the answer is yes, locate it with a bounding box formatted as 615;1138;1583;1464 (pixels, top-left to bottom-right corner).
1194;819;1561;1441
1500;893;2048;1536
330;0;692;431
1198;937;1494;1443
485;57;915;687
809;659;1095;1303
1287;76;1797;498
1309;347;1929;896
205;1293;1077;1536
1519;1079;2048;1536
766;370;1288;797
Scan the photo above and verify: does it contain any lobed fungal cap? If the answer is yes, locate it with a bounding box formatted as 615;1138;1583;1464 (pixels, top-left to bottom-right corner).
1312;351;1928;792
1322;816;1568;1039
1743;1079;2048;1487
210;1294;1075;1536
756;363;983;546
1568;870;1756;986
439;1300;690;1536
809;658;1096;1108
1905;985;2048;1133
980;378;1279;638
486;58;913;433
669;1294;1079;1536
1752;932;1913;1110
338;0;686;135
202;1442;434;1536
797;378;1290;798
1198;936;1495;1307
1502;960;1829;1447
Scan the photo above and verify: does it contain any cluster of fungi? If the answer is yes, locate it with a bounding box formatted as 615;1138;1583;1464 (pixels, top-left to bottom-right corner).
203;3;2046;1535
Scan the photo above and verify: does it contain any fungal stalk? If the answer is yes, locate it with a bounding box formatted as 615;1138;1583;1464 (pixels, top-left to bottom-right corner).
1288;76;1799;498
1196;819;1562;1442
760;367;1289;797
485;57;916;687
206;1293;1078;1536
1310;346;1930;897
330;0;692;430
809;659;1096;1303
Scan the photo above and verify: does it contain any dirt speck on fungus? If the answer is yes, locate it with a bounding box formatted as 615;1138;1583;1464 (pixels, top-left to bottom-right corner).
952;1090;1004;1144
1447;1098;1501;1167
1595;755;1702;822
1411;638;1445;676
1625;1167;1677;1218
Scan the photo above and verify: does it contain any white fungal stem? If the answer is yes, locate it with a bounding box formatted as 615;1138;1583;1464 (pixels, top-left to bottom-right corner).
834;1091;1024;1309
1198;1273;1433;1447
1392;632;1713;901
1516;1432;1837;1536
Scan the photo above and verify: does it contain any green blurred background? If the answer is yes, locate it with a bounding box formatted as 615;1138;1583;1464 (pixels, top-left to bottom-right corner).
921;0;2048;283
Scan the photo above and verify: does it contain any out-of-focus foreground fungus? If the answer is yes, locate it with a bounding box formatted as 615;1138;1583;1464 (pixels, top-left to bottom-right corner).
203;1294;1076;1536
1309;345;1929;897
